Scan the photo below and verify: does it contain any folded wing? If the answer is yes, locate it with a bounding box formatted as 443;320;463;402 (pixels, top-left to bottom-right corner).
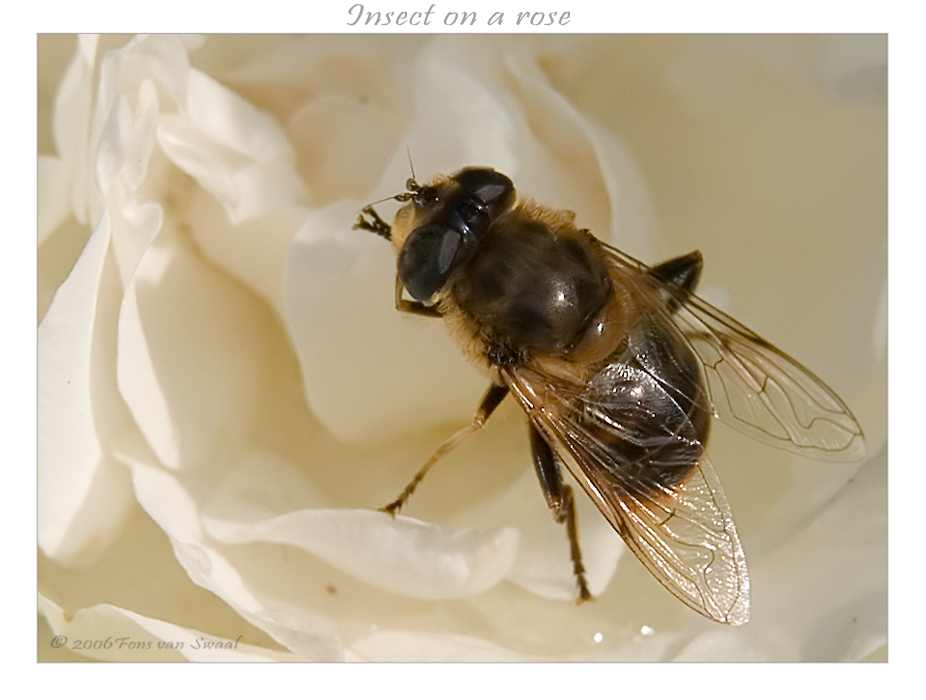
601;244;866;462
503;363;750;625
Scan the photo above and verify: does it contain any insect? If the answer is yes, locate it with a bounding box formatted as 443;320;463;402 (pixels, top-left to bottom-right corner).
354;166;865;625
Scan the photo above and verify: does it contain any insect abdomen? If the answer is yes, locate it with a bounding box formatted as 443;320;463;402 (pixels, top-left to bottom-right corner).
580;321;711;492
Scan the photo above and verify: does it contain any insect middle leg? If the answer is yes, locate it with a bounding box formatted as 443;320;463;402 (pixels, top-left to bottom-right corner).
381;383;510;515
529;424;593;602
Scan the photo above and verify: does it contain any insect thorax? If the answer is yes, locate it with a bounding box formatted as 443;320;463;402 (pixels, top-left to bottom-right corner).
451;215;612;358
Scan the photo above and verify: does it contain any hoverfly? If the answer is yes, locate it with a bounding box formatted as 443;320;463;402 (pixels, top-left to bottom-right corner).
354;166;865;625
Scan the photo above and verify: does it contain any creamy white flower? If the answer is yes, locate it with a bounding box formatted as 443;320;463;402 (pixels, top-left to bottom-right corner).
38;34;886;661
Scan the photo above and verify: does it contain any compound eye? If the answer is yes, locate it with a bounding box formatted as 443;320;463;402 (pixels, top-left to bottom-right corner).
454;168;515;217
398;224;463;301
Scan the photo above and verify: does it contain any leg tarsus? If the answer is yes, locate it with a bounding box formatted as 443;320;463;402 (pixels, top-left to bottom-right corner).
354;206;393;240
562;485;594;602
395;276;443;318
396;299;443;318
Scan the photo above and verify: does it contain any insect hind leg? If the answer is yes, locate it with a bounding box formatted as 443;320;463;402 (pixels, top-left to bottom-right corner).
381;384;509;515
529;425;593;602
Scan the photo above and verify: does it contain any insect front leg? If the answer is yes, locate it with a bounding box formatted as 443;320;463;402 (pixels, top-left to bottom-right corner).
381;384;510;515
529;425;593;602
650;251;703;313
394;276;443;318
353;206;393;240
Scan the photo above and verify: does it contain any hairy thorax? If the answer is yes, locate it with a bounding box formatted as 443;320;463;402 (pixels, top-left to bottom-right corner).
448;203;613;365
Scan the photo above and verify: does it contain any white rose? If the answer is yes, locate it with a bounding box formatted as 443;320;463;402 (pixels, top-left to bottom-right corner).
38;34;885;661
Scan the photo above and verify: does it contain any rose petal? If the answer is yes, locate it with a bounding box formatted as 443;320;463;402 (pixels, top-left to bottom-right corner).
37;155;71;245
158;69;306;223
52;34;97;226
122;453;345;659
207;508;519;601
289;92;404;203
346;629;536;662
93;80;164;288
116;227;270;470
198;452;518;599
39;594;298;662
38;217;135;565
94;83;159;198
187;190;306;313
754;445;887;661
673;625;799;662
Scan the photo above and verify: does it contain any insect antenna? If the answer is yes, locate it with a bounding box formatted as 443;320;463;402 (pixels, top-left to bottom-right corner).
399;145;421;198
406;145;416;182
354;150;422;237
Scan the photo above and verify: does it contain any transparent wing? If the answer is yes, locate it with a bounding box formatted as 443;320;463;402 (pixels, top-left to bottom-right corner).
502;364;750;625
601;244;866;462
